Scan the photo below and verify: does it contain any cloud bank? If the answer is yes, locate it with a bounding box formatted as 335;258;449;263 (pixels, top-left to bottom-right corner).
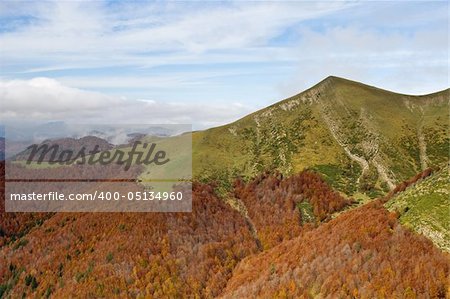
0;78;253;129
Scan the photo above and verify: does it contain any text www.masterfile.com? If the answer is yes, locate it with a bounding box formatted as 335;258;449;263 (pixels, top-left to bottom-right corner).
9;191;185;201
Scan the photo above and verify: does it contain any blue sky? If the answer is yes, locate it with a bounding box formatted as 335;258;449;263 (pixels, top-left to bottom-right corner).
0;1;448;129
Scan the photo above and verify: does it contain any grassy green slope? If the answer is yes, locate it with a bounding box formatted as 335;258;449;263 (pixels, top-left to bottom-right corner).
385;164;450;251
192;76;449;198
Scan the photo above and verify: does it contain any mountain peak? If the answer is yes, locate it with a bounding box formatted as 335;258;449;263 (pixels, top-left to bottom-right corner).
323;75;339;81
311;75;350;91
318;75;359;86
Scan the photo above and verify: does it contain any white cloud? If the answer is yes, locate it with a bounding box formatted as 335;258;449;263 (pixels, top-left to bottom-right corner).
0;2;350;70
0;78;254;129
279;26;448;96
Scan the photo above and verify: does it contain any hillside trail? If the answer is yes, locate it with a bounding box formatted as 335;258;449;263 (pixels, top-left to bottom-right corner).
319;101;397;190
225;197;263;252
372;153;395;190
318;102;369;185
417;114;429;171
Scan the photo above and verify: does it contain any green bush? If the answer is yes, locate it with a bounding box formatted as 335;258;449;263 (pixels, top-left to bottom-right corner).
0;284;9;298
297;201;316;224
106;252;114;263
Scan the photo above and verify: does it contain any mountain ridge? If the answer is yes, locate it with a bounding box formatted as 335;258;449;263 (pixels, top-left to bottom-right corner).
209;75;448;132
192;76;449;199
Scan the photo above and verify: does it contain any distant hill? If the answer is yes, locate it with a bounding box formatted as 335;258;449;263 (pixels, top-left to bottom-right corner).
193;76;449;198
